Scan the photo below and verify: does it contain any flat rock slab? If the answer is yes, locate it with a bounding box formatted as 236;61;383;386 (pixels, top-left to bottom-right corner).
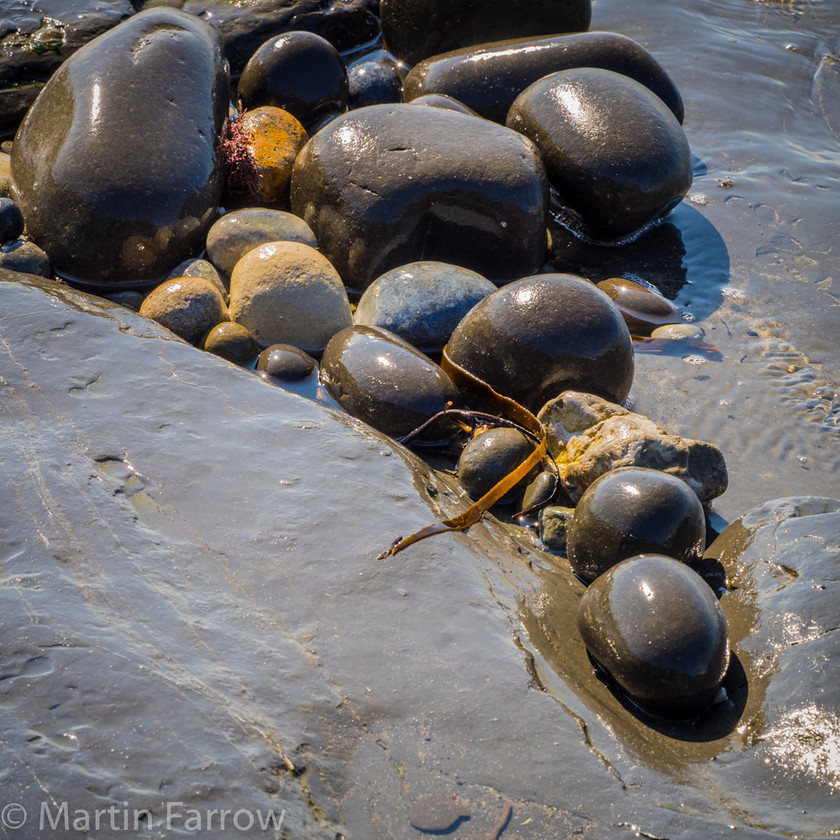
0;269;827;839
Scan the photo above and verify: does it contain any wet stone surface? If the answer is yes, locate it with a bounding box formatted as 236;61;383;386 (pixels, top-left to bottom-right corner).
457;427;538;503
10;9;229;288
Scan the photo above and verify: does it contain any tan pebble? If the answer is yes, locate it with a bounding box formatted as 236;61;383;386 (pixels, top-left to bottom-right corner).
140;276;228;345
228;240;352;353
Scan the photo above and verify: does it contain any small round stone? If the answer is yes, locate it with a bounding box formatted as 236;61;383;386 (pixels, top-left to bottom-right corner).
445;274;634;412
596;277;681;335
206;208;318;278
651;323;705;341
457;427;538;503
577;554;730;716
237;31;348;128
225;107;309;207
228;240;352;353
0;197;24;244
0;238;51;276
139;276;228;345
320;325;461;439
167;257;228;300
348;57;404;108
521;469;558;512
538;505;575;552
567;467;706;582
202;321;259;365
354;261;495;353
256;344;317;380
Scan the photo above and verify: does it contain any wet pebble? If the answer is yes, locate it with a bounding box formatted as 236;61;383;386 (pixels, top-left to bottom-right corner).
507;68;692;241
577;554;730;716
446;274;633;412
202;322;260;366
596;277;681;334
166;258;228;301
0;198;24;244
10;9;229;286
205;208;317;279
538;505;575;552
348;56;404;108
224;107;309;207
651;323;705;341
567;467;706;582
320;325;460;438
0;238;51;276
139;276;228;345
256;344;318;381
403;32;684;124
290;103;549;290
457;427;539;503
408;795;470;832
381;0;592;65
229;241;352;354
354;261;495;354
521;469;559;513
237;31;348;129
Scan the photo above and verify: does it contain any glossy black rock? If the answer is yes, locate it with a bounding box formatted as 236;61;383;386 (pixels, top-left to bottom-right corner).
507;68;692;241
11;9;229;287
0;197;24;244
578;554;730;716
290;104;549;291
257;343;318;381
403;32;684;124
320;325;460;439
380;0;591;65
237;31;348;128
445;274;633;412
567;467;706;582
457;428;538;503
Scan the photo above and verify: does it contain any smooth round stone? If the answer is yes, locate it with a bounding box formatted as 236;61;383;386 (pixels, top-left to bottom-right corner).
651;323;705;341
290;104;549;291
0;197;24;244
446;274;634;412
256;344;318;380
567;467;706;582
403;32;684;124
224;107;309;207
596;277;681;335
139;276;229;345
320;325;461;438
237;31;348;128
0;239;51;276
380;0;592;65
202;321;259;365
507;68;692;241
11;9;229;287
408;795;470;832
228;240;352;353
206;208;317;278
407;94;478;117
348;57;404;108
354;261;495;353
578;554;730;716
521;469;558;513
166;258;227;300
457;427;538;503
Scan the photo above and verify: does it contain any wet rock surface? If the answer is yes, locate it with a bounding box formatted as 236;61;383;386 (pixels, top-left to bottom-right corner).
139;276;228;345
577;554;730;716
380;0;592;65
507;67;692;241
321;324;460;438
290;104;549;291
446;275;634;412
354;261;495;354
567;467;706;582
597;276;682;335
10;9;229;287
538;390;728;505
0;197;24;243
257;343;318;381
457;427;538;503
403;32;684;124
202;321;259;365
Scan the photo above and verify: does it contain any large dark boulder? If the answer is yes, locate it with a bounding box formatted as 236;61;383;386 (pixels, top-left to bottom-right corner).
290;104;549;291
11;9;229;288
380;0;591;65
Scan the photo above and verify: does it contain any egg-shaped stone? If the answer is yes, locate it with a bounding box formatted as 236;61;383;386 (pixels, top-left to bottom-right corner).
577;554;730;716
445;274;633;412
567;467;706;582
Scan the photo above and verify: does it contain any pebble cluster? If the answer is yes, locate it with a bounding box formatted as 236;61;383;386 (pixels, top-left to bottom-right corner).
2;0;736;718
